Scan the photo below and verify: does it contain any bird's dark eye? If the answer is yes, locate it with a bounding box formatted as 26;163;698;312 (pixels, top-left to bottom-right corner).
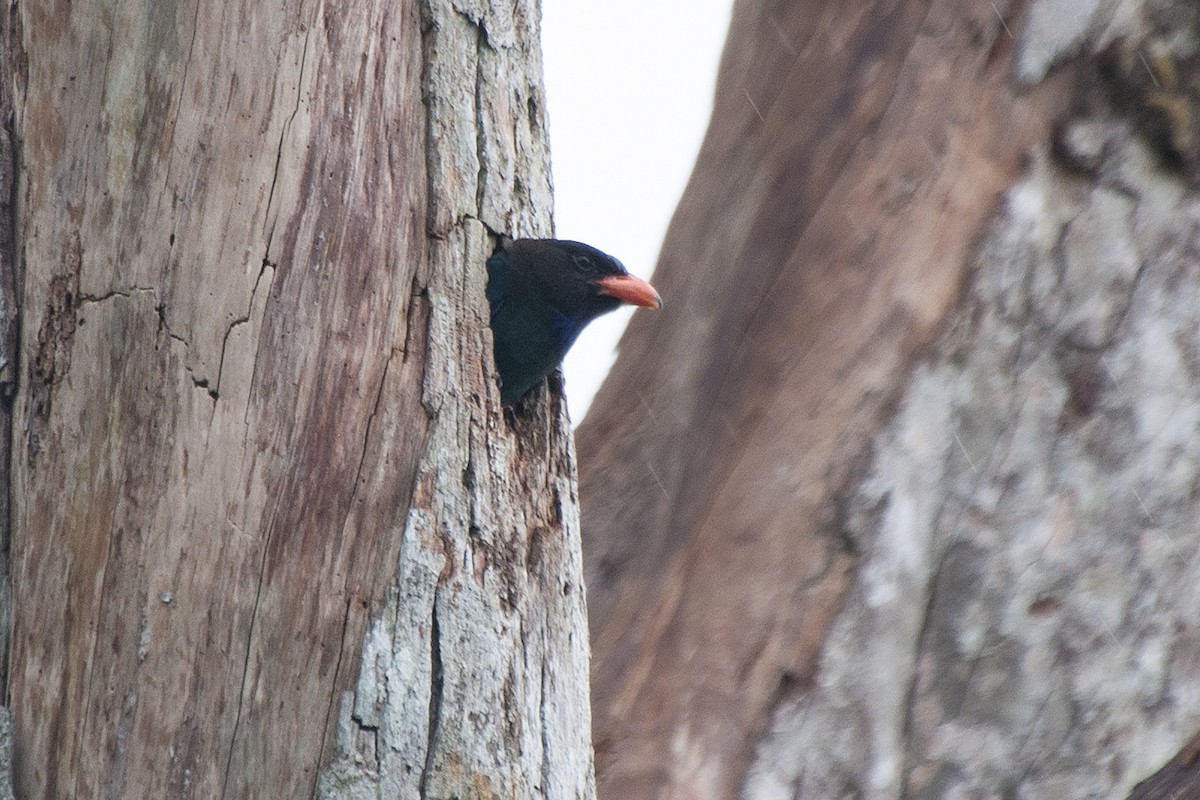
572;254;598;274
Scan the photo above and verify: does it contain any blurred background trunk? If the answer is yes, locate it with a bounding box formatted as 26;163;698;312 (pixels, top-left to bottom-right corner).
1;0;594;797
579;1;1200;798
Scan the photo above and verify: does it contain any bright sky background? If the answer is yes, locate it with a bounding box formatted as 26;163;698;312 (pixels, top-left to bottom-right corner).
541;0;735;422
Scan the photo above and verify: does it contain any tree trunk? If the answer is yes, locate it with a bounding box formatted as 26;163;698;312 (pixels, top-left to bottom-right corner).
580;1;1200;798
2;0;594;797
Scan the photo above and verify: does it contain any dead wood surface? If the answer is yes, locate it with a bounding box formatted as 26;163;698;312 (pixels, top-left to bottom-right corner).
2;0;594;797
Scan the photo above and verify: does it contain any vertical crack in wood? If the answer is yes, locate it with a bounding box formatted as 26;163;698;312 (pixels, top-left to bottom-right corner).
401;272;429;365
0;8;19;708
220;515;277;800
0;4;24;794
214;259;275;400
472;20;488;218
418;600;443;799
76;496;132;799
350;349;393;493
311;594;355;800
539;647;552;795
264;22;314;255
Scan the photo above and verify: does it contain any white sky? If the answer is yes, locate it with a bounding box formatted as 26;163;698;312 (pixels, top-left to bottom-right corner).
541;0;734;421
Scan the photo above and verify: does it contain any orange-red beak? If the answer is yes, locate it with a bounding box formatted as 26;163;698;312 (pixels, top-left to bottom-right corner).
597;273;663;310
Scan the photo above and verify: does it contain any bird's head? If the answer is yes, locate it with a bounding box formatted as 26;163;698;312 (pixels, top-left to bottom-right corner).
509;239;662;325
486;237;662;405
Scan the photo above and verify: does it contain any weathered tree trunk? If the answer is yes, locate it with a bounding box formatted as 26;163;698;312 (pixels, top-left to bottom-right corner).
2;0;594;797
580;1;1200;798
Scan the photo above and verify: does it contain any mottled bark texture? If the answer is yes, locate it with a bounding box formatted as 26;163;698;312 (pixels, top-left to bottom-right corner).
579;1;1200;799
2;0;594;798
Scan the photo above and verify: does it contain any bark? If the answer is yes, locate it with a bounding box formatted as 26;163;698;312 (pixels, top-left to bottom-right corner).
1127;728;1200;799
579;1;1200;799
3;0;593;798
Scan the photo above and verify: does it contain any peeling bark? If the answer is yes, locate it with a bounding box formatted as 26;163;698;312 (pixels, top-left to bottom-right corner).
2;0;592;797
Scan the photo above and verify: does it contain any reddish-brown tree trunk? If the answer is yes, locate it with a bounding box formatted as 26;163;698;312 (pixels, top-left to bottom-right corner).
581;1;1200;798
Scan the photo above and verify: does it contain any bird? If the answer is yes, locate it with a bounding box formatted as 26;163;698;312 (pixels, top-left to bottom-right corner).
486;237;662;406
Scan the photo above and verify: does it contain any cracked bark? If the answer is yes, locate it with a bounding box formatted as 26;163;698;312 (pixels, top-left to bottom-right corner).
579;1;1200;799
2;0;591;797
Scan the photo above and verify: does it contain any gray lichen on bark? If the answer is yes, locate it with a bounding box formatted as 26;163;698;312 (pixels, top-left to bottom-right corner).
739;3;1200;797
745;114;1200;800
317;1;594;798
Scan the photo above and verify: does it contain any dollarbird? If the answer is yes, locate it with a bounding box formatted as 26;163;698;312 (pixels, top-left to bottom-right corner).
487;237;662;406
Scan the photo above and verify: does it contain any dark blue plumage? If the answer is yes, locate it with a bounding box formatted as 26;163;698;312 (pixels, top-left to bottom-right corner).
487;238;662;406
